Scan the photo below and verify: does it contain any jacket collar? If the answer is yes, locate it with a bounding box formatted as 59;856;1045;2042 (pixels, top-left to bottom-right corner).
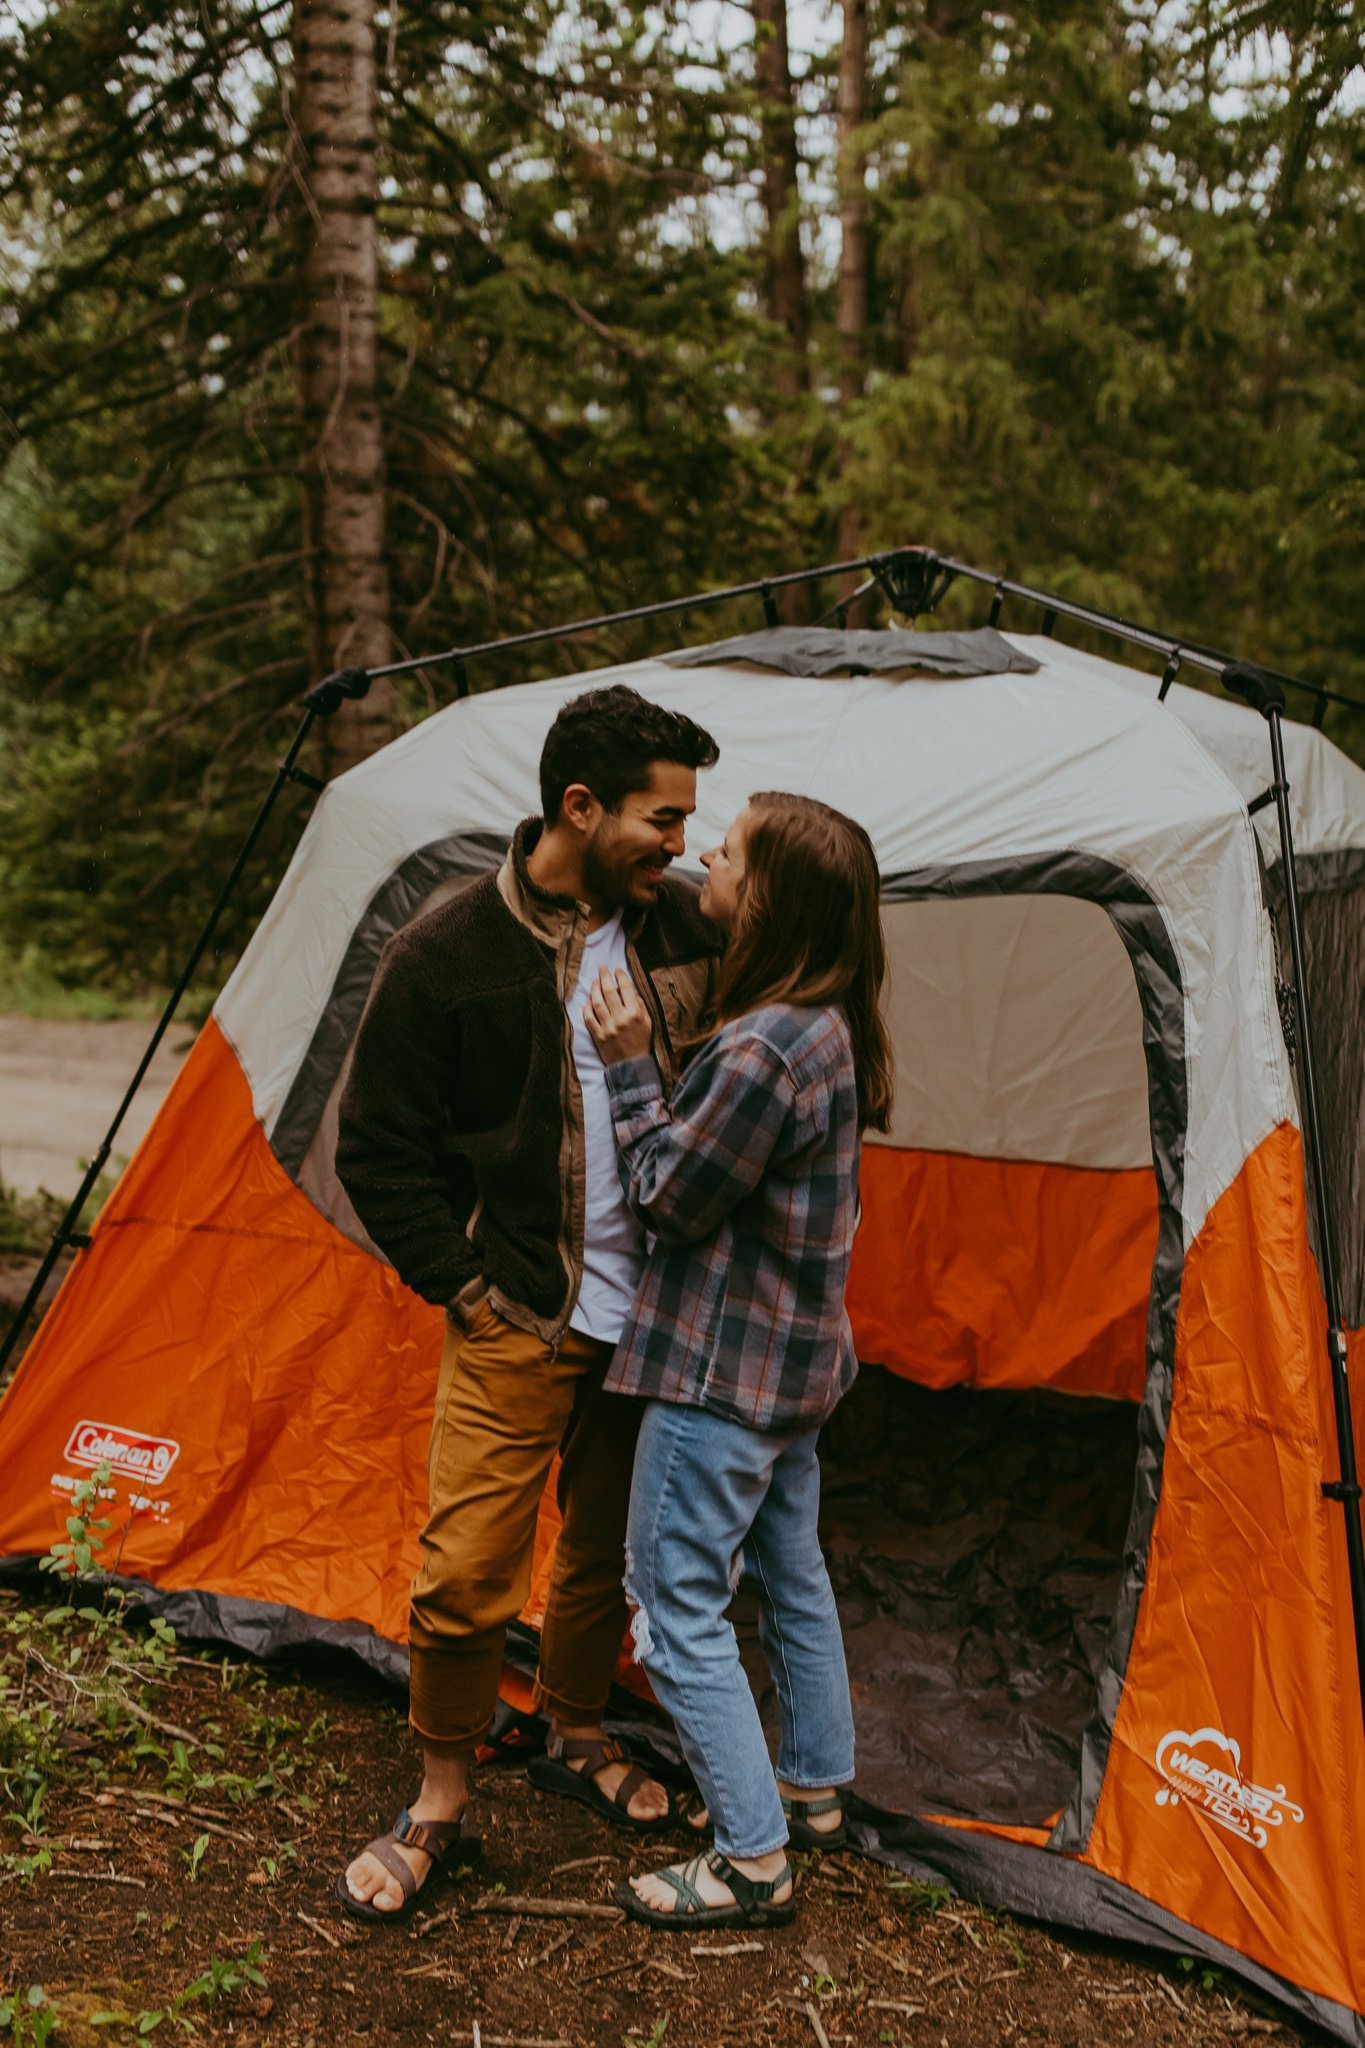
499;817;647;946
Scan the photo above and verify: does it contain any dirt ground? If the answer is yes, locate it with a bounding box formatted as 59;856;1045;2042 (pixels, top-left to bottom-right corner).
1;1596;1328;2048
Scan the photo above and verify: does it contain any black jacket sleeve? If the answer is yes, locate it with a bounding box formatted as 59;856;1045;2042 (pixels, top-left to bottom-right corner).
335;929;483;1309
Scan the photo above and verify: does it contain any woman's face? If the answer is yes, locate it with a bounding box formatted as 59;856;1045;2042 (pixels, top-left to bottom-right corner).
698;806;751;931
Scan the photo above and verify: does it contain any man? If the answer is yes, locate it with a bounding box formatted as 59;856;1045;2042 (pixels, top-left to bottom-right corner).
335;683;723;1918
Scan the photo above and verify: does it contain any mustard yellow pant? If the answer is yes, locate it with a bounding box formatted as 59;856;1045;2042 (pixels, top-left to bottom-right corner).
407;1301;641;1753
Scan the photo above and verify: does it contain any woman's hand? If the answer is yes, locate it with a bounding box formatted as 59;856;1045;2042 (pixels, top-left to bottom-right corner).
584;967;653;1065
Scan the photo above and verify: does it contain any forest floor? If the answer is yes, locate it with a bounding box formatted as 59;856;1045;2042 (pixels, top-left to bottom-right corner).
1;1584;1328;2048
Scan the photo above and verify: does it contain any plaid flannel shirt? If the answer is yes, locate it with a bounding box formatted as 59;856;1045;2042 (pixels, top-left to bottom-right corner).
603;1002;861;1432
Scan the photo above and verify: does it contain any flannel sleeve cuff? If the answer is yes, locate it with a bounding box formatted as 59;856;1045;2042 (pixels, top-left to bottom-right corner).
605;1053;665;1115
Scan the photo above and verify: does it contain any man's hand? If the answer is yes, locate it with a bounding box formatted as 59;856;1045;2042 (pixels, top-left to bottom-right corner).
584;967;653;1065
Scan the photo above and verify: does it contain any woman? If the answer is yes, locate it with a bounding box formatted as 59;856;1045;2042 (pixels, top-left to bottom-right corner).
583;790;892;1930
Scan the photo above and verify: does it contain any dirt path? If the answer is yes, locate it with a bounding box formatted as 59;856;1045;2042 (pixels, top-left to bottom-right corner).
0;1016;191;1199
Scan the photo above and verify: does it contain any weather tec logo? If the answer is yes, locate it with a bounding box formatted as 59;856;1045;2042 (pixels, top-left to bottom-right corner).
64;1421;180;1488
1154;1726;1304;1851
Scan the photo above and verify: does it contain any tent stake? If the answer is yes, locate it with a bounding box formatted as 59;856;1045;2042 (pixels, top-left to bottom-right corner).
0;701;325;1380
1223;660;1365;1741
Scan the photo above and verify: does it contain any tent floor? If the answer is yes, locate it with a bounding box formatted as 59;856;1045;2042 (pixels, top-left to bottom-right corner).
740;1365;1138;1829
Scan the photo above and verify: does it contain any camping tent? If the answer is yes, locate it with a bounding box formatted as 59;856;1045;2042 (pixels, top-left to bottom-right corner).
2;616;1364;2036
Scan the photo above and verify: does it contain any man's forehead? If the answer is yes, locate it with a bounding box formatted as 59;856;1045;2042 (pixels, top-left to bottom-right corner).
625;761;697;814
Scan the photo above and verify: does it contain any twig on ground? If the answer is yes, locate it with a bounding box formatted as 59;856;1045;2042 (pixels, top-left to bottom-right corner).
114;1693;202;1746
573;1954;646;1986
691;1941;764;1956
869;1999;926;2017
91;1786;246;1828
296;1909;341;1948
22;1835;114;1852
472;1894;625;1922
855;1935;921;1974
47;1869;146;1887
528;1928;577;1968
444;2036;569;2047
804;2000;833;2048
502;1913;523;1950
547;1853;616;1878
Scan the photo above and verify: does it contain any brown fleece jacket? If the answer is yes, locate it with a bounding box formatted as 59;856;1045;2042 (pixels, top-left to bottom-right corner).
335;819;723;1339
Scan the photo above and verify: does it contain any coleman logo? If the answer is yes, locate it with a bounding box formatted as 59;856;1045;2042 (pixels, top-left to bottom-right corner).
64;1421;180;1488
1154;1726;1304;1851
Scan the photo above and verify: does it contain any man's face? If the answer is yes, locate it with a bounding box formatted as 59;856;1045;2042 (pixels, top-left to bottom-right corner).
580;761;697;909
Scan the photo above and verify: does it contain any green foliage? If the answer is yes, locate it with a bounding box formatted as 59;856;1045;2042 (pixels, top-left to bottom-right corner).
0;1464;181;1827
90;1943;269;2036
0;1987;58;2048
1176;1953;1225;1994
885;1874;953;1911
1;0;1361;999
0;1165;119;1256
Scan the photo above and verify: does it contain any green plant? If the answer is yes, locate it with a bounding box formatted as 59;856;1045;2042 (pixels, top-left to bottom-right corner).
0;1986;58;2047
180;1833;209;1882
885;1876;952;1912
92;1942;268;2036
623;2021;667;2048
257;1839;297;1884
1176;1955;1224;1994
39;1463;115;1581
0;1475;183;1832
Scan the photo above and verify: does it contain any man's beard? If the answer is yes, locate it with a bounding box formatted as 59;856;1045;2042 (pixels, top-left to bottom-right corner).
582;822;663;907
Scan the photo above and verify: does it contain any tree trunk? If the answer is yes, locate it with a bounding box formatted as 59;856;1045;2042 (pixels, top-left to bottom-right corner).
754;0;808;404
836;0;870;610
291;0;395;777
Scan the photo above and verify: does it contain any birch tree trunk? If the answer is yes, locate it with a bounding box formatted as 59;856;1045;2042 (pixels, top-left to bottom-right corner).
754;0;808;403
836;0;870;608
291;0;395;777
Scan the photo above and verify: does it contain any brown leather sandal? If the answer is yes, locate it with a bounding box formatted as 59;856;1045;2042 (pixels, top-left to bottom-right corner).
526;1732;671;1835
335;1806;482;1925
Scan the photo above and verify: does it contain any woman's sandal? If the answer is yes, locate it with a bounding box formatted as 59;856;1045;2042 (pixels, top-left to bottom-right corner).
615;1848;796;1929
526;1732;671;1836
782;1791;848;1851
335;1807;482;1925
680;1791;846;1850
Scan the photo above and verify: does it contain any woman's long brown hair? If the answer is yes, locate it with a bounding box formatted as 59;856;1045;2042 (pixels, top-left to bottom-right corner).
708;792;895;1133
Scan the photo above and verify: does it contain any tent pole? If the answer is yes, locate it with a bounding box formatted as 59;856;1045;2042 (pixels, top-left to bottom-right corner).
940;555;1364;721
1223;661;1365;1740
0;702;325;1380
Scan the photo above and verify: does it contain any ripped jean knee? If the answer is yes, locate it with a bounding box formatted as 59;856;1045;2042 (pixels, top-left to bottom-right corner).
622;1546;655;1663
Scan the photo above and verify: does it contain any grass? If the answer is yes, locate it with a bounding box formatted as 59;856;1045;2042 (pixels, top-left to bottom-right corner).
0;1170;120;1257
0;942;218;1025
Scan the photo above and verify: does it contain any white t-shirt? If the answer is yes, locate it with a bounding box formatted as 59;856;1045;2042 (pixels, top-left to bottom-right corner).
567;912;647;1343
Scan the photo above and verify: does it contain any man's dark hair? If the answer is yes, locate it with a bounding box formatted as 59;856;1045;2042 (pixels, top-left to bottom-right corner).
539;684;719;822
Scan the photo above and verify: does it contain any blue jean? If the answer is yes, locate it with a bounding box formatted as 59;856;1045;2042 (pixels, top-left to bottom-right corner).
624;1399;855;1859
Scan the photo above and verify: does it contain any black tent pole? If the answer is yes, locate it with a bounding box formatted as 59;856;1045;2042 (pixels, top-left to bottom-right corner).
0;696;331;1379
1223;661;1365;1741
